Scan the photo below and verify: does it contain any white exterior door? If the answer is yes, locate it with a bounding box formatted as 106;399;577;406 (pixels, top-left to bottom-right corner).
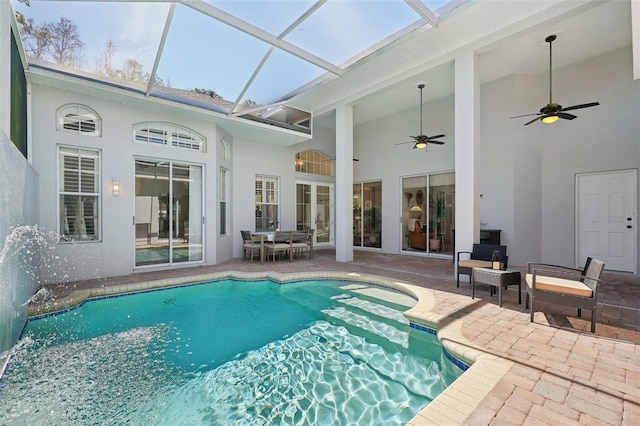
296;181;334;247
576;169;637;273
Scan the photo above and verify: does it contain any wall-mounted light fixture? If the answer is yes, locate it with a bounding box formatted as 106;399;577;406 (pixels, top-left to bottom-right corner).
112;178;120;196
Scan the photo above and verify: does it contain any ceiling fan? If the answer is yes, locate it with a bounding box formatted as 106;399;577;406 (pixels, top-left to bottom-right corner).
510;34;599;126
396;84;445;149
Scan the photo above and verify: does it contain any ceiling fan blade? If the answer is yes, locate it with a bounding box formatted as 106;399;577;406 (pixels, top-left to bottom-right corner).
395;141;414;145
557;112;577;120
429;140;445;145
523;116;542;126
427;134;445;140
560;102;600;112
510;112;542;119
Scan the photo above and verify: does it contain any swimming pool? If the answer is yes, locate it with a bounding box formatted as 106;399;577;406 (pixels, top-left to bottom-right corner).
0;278;463;425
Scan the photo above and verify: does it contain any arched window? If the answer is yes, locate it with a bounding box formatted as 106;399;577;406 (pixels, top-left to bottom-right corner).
218;138;228;160
57;104;101;136
133;122;206;152
294;150;333;176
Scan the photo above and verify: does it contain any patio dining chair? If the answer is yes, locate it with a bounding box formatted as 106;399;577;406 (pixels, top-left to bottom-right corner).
265;230;293;262
526;257;604;333
240;230;263;262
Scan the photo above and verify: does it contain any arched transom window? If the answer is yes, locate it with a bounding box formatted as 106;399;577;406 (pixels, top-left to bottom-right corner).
57;104;101;136
133;122;206;152
294;150;333;176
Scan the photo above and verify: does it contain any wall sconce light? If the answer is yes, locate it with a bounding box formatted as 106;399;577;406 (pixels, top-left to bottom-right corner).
112;178;120;196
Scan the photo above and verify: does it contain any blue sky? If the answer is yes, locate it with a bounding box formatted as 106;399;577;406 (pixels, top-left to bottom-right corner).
12;1;445;105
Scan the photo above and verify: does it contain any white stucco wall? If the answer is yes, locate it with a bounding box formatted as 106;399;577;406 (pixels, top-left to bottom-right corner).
479;47;639;269
29;84;221;283
353;95;456;254
0;132;39;355
24;46;640;280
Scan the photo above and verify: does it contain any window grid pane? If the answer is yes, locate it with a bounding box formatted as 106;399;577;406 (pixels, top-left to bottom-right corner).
59;147;100;242
293;150;333;176
255;174;279;232
133;122;206;152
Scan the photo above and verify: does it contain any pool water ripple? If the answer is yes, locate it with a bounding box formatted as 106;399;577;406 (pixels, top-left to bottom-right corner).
0;279;461;425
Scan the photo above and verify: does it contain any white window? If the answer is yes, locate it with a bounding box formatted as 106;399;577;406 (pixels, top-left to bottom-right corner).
255;175;279;232
133;122;206;152
57;104;101;136
294;150;333;176
59;146;100;242
220;168;228;235
218;138;228;160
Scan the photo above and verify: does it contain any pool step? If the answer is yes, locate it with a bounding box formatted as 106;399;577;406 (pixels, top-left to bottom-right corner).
321;306;409;348
330;294;408;326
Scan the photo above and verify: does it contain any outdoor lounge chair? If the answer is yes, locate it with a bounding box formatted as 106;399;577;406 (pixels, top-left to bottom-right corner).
456;243;508;287
526;257;604;333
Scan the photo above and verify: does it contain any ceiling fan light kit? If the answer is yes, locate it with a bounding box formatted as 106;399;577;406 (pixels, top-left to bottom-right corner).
395;84;445;150
510;34;599;126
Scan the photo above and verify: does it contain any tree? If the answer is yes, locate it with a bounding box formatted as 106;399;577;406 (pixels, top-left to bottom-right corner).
241;99;260;109
103;39;116;76
48;17;83;67
19;17;52;59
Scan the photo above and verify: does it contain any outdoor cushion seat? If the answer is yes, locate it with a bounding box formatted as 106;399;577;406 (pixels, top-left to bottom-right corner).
526;257;604;333
525;274;593;298
456;244;508;287
458;259;492;269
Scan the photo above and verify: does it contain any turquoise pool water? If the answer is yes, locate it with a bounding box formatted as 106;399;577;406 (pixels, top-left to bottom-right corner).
0;279;462;425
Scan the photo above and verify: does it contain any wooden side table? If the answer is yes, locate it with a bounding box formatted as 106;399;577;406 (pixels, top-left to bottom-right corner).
471;268;522;307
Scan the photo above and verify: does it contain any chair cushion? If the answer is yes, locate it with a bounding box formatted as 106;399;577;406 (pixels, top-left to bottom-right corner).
267;243;290;250
525;274;593;298
459;260;492;269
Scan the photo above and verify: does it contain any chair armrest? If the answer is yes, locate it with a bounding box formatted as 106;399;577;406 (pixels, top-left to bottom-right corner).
527;262;582;274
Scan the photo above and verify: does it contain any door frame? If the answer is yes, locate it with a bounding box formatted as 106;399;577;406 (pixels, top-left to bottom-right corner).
575;168;637;273
295;180;334;247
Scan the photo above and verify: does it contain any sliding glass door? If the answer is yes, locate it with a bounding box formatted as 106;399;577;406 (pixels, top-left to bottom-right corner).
402;172;454;255
353;181;382;248
135;159;203;267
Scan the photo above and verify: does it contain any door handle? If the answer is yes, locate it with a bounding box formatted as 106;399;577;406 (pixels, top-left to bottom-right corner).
627;225;633;229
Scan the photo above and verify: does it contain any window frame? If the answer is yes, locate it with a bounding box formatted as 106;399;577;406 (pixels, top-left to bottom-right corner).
255;174;280;232
56;104;102;137
219;167;228;235
58;145;101;242
132;122;206;152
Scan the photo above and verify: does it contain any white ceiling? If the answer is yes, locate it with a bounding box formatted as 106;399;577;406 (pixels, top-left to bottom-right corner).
308;0;632;129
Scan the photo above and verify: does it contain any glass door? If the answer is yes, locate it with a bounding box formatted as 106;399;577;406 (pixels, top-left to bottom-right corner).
401;173;454;255
295;181;333;247
353;181;382;248
135;159;203;267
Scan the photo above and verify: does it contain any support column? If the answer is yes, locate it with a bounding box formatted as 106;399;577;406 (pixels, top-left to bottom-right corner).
454;50;480;278
335;104;354;262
